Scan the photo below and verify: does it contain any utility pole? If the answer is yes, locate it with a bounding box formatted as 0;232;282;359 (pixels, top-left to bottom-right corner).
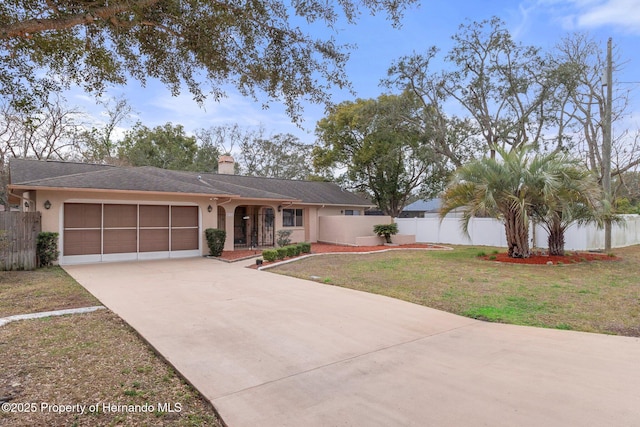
603;38;613;251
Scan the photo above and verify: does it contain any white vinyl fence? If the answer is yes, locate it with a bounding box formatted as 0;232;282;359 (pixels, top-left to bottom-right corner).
395;215;640;251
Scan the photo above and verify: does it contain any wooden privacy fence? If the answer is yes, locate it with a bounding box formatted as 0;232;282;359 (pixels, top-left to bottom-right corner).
0;212;42;270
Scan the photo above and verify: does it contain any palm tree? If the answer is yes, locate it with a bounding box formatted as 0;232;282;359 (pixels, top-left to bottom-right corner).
440;146;606;258
528;157;606;256
441;146;535;258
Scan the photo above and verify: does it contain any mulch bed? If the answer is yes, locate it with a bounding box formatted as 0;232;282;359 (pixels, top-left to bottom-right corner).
483;251;620;265
219;249;264;261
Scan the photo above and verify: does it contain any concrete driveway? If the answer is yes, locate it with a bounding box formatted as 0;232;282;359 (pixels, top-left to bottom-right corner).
64;258;640;426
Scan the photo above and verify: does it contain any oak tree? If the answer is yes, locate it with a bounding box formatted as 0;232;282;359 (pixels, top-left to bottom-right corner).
314;93;447;217
118;122;219;171
0;0;417;119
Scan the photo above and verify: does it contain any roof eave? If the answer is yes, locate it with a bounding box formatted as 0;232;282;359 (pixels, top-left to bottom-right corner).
296;202;375;208
7;184;239;199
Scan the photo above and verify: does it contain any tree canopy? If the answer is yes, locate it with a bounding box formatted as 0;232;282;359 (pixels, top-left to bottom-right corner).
118;122;219;171
314;93;447;217
385;18;555;162
0;0;417;119
195;124;316;179
238;133;314;180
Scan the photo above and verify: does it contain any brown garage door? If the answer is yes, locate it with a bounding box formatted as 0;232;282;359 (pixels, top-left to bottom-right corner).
64;203;102;256
171;206;198;251
63;203;198;257
104;204;137;254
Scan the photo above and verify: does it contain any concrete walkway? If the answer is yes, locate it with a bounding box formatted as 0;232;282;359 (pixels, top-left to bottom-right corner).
64;258;640;427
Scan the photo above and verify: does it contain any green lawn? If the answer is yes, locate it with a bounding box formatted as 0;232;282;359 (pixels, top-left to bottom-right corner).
270;245;640;336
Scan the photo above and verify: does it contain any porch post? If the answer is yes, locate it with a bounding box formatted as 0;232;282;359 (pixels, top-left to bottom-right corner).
222;205;235;251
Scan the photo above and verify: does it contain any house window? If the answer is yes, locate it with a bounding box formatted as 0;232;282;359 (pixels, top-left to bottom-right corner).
283;208;303;227
344;210;360;216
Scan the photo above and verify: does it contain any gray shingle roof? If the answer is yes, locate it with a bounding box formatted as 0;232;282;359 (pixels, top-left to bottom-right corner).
9;159;372;206
9;158;114;183
200;173;371;205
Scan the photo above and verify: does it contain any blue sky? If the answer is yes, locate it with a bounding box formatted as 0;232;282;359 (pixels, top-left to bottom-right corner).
71;0;640;144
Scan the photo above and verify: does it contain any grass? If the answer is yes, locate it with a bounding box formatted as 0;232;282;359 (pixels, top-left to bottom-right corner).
271;245;640;337
0;268;223;427
0;267;99;317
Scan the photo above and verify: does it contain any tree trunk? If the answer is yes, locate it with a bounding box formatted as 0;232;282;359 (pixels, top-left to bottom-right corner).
504;209;530;258
547;219;565;256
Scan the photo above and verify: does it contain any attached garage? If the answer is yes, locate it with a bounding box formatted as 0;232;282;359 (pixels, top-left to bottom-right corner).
62;203;200;264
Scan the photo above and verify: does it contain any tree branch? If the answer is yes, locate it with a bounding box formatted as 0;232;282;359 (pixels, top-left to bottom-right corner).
1;0;162;39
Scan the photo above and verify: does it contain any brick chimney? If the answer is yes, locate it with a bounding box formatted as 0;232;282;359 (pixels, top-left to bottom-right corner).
218;155;235;175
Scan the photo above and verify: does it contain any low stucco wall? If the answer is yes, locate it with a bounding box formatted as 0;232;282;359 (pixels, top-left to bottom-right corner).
318;215;394;246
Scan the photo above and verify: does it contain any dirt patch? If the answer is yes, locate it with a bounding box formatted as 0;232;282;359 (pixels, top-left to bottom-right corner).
483;252;619;265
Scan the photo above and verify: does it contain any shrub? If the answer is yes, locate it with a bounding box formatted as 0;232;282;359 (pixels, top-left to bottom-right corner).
36;232;59;267
285;245;298;257
277;229;292;247
276;247;288;260
262;249;278;262
205;228;226;257
299;242;312;253
373;223;399;244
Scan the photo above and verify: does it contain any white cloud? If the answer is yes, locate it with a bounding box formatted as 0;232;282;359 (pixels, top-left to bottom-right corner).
576;0;640;31
145;89;316;140
529;0;640;33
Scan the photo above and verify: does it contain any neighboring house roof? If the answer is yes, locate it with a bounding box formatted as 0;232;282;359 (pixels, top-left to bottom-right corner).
403;198;442;212
9;159;373;206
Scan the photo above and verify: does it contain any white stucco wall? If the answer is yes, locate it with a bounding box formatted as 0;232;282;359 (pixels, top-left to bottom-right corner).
318;215;393;246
